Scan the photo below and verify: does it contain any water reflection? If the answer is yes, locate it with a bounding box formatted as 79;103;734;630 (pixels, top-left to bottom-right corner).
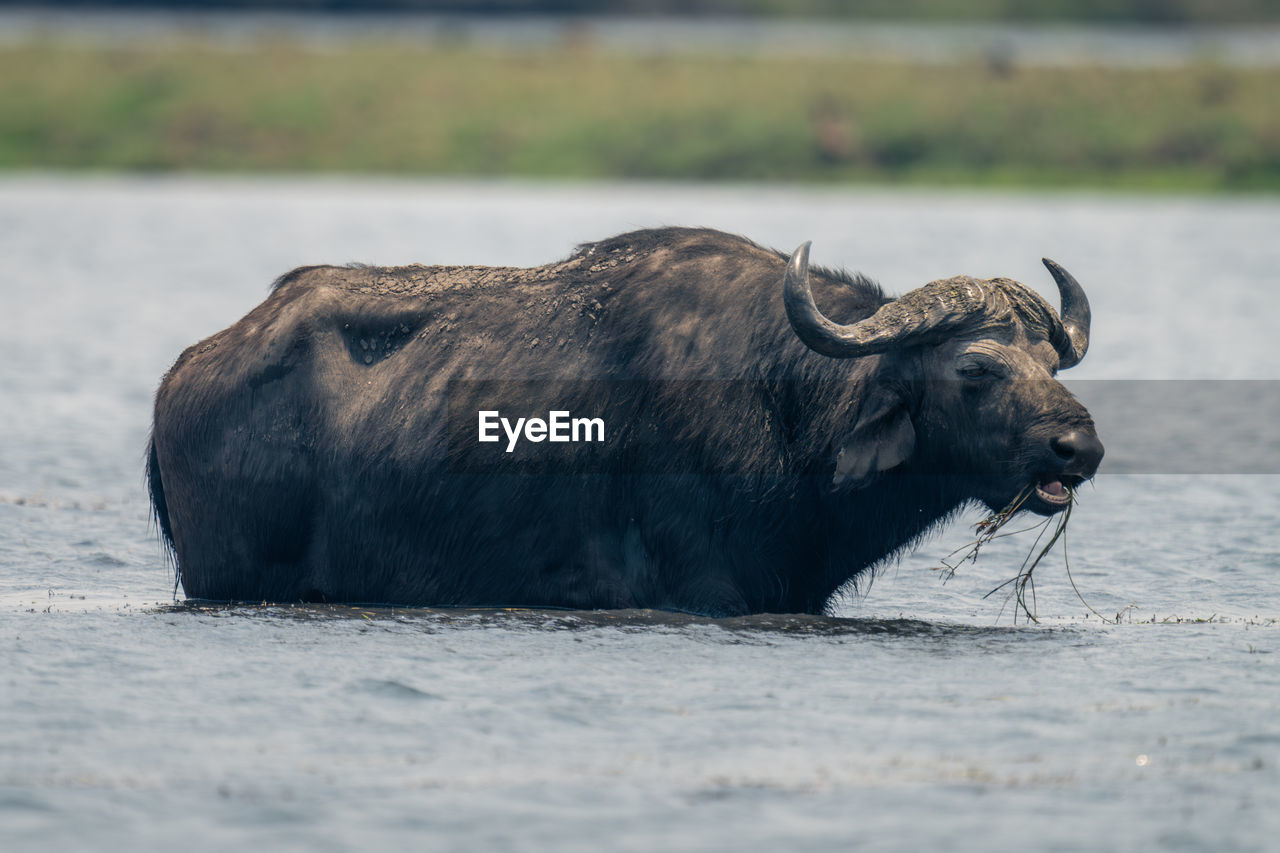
163;600;1059;640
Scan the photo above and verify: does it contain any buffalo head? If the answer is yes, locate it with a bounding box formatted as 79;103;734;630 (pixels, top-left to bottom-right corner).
784;243;1103;516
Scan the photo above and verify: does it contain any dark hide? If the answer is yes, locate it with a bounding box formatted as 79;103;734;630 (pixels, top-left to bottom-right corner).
148;227;1097;615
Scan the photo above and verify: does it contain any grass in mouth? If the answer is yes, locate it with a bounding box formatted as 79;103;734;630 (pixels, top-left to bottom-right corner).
934;485;1108;624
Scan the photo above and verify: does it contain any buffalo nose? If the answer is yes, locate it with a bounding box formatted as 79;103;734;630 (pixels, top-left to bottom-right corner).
1050;430;1105;476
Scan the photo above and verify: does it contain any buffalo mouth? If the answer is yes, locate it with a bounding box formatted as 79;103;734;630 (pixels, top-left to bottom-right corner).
1031;474;1082;512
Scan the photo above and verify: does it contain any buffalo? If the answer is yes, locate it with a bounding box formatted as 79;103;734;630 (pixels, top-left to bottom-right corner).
147;227;1102;615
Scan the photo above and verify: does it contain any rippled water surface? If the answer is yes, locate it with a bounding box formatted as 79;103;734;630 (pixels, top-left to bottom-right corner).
2;177;1278;851
6;11;1280;67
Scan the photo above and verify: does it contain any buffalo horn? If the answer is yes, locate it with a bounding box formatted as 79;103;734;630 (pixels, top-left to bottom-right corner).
1041;258;1090;369
783;241;982;359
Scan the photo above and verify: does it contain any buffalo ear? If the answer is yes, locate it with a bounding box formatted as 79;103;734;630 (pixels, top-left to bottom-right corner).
832;387;915;489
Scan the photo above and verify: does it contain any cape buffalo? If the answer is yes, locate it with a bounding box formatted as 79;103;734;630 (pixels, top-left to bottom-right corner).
147;227;1102;615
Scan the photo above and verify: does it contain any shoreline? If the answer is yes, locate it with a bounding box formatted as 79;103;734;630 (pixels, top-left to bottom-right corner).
2;38;1275;192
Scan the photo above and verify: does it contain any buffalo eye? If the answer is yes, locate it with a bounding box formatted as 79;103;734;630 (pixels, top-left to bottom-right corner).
957;363;997;381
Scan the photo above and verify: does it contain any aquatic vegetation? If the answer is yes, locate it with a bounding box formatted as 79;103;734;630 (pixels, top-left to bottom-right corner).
935;486;1109;623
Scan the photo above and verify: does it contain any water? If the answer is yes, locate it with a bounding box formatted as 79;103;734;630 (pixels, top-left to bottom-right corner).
2;176;1278;850
5;11;1280;68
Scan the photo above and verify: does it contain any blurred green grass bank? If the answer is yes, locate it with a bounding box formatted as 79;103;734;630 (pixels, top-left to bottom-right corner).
2;38;1276;190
